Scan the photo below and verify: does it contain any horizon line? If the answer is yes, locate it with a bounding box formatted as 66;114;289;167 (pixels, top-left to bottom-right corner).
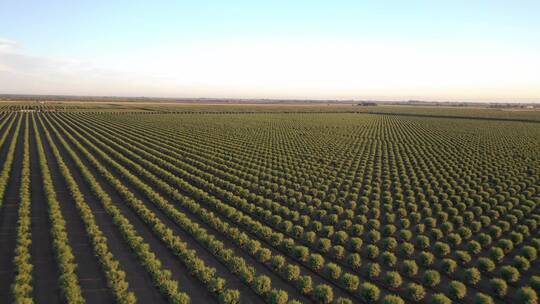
1;93;539;104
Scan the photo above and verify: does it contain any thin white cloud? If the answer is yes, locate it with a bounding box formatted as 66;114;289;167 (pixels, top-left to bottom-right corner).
0;38;18;52
0;38;147;95
0;37;539;101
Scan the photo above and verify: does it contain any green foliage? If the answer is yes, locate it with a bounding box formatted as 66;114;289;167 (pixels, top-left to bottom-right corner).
366;245;379;259
434;241;451;257
11;116;34;304
267;289;288;304
381;251;397;267
522;246;538;261
346;253;361;270
406;283;425;301
448;280;467;300
219;289;240;304
340;273;359;292
271;255;286;271
323;263;341;280
398;242;415;257
295;275;312;295
430;293;452;304
441;258;457;274
335;298;353;304
308;254;325;272
422;270;441;287
489;278;507;297
16;107;540;304
500;265;520;283
401;260;418;277
383;271;403;289
478;257;496;273
253;275;272;295
516;287;538;304
359;282;380;303
489;247;505;262
474;292;494;304
383;294;405;304
530;276;540;293
513;255;531;271
419;251;435;267
464;267;481;285
366;262;381;279
284;264;301;282
313;284;333;304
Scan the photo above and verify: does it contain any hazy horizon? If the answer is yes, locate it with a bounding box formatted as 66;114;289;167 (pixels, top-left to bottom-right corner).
1;1;539;103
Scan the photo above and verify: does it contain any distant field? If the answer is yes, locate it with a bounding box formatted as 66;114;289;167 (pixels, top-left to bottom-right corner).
2;102;538;121
0;103;539;304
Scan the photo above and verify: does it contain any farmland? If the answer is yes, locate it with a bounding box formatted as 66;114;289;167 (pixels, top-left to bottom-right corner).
0;103;539;304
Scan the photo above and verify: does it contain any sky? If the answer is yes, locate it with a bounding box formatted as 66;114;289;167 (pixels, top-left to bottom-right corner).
0;0;539;102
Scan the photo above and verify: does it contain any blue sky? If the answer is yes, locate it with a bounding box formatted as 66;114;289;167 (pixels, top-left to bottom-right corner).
1;0;539;101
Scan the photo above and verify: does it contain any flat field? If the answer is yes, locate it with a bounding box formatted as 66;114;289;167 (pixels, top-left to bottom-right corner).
0;103;539;304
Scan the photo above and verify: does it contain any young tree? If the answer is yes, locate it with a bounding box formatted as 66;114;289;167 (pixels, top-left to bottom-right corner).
419;251;435;267
513;256;531;271
335;298;353;304
295;275;312;295
340;273;359;292
383;294;405;304
437;258;454;274
359;282;380;303
253;275;272;295
267;289;288;304
423;270;441;287
285;264;301;282
530;275;540;293
219;289;241;304
500;265;520;283
474;292;495;304
313;284;333;304
381;251;397;267
464;267;481;285
448;281;467;300
478;257;496;273
308;254;325;272
516;287;537;304
346;253;361;270
430;293;451;304
384;271;403;289
401;260;418;277
489;278;507;298
324;263;341;280
366;262;381;279
406;283;426;301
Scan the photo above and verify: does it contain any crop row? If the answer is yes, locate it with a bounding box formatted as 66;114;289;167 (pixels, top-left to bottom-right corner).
57;113;537;302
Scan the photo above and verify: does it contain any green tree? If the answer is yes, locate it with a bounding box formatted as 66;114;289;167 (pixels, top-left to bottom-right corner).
267;289;288;304
359;282;380;303
406;283;426;301
516;287;538;304
313;284;333;304
448;280;467;300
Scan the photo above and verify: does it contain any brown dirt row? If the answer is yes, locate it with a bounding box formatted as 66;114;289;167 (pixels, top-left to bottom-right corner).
67;116;314;303
44;117;168;303
36;118;114;303
48;115;261;304
60;112;356;302
46;116;222;304
0;114;22;303
28;115;61;302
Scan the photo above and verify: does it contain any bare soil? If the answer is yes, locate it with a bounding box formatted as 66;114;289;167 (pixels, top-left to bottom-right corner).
47;120;167;303
0;116;22;303
29;118;61;303
37;120;114;303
